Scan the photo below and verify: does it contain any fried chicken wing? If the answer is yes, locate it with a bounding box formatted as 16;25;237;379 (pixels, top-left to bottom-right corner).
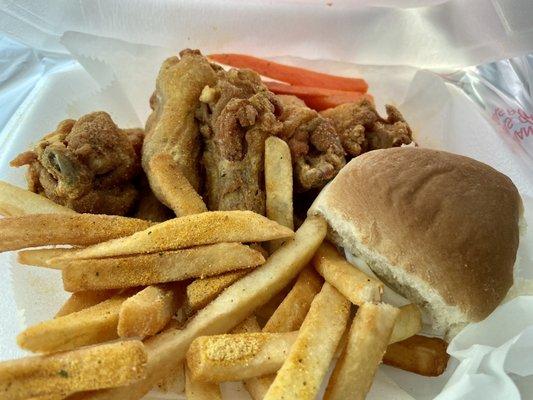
10;112;142;215
143;49;219;193
196;68;283;214
320;100;413;156
277;95;346;191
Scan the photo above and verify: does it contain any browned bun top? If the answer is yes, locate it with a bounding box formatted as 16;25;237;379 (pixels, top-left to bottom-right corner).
312;147;521;322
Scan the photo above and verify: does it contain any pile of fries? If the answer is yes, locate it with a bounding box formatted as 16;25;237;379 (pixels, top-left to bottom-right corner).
0;136;448;400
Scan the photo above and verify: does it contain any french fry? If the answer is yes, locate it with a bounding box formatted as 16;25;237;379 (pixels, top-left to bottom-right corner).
0;180;76;217
184;270;250;314
390;304;422;344
0;340;147;400
18;293;131;353
186;331;299;382
148;153;208;216
264;282;351;400
265;136;293;252
324;303;400;400
0;214;152;252
244;267;322;400
231;315;261;333
254;286;290;326
66;215;326;400
154;362;185;394
18;248;78;269
118;284;183;339
55;290;117;317
27;395;65;400
56;210;294;261
313;242;383;304
263;267;322;333
185;366;222;400
383;335;450;376
60;243;263;291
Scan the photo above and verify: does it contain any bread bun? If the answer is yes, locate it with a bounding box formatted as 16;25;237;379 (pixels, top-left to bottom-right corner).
310;147;522;333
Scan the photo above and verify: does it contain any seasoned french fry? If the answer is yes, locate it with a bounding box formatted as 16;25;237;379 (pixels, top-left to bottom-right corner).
254;287;290;326
184;270;250;314
66;215;326;400
55;290;117;317
324;303;399;400
264;282;351;400
0;340;147;400
60;243;263;291
263;267;322;333
231;315;261;333
383;335;450;376
265;136;293;252
118;284;183;339
313;242;383;304
154;362;185;394
244;267;322;400
56;210;294;261
18;293;130;353
148;153;208;216
187;331;299;382
390;304;422;344
18;248;78;269
27;395;65;400
185;366;222;400
0;214;152;253
0;180;76;217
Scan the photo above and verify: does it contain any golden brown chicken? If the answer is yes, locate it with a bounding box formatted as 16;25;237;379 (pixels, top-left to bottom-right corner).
196;68;283;213
277;95;346;191
11;112;143;215
320;99;413;157
143;49;219;193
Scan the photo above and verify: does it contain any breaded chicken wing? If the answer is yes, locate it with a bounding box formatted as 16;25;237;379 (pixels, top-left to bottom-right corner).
196;68;283;214
11;112;142;215
320;100;413;156
143;49;219;193
277;95;346;191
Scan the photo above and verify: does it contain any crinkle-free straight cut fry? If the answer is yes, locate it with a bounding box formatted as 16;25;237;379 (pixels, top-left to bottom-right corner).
186;331;299;382
57;210;294;261
390;304;422;344
0;340;147;400
55;289;117;317
324;303;399;400
118;284;183;339
65;215;326;400
18;248;79;269
59;242;264;291
383;334;450;376
265;136;293;252
184;270;250;314
264;282;351;400
0;214;152;252
313;242;383;304
185;366;222;400
244;267;322;400
147;154;208;216
0;180;76;217
18;293;131;353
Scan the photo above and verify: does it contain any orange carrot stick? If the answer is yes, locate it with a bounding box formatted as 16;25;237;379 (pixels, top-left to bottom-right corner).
264;81;373;111
304;92;374;111
209;53;368;93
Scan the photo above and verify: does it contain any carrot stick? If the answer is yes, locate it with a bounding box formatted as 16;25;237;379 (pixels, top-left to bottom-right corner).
304;92;374;111
209;53;368;93
264;81;373;111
